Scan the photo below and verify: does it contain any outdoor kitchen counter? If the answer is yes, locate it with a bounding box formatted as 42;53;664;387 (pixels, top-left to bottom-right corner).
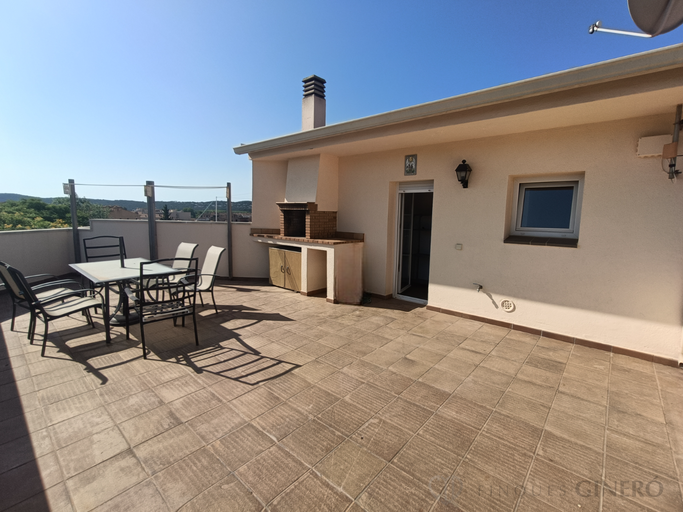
249;233;363;245
250;232;364;304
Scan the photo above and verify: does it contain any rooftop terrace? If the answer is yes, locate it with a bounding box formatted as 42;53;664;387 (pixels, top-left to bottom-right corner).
1;281;682;512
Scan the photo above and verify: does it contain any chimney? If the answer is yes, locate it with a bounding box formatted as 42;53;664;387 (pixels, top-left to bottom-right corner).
302;75;326;130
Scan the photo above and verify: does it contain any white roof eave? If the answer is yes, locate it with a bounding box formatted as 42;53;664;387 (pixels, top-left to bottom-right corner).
233;43;683;157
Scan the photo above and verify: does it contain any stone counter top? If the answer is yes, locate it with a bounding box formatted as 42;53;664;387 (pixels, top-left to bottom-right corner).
250;233;363;245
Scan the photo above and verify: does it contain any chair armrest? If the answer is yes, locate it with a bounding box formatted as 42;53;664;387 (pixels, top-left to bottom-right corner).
124;287;139;303
32;279;83;291
25;273;57;281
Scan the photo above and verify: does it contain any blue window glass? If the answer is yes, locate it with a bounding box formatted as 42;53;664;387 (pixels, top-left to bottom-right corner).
520;186;574;229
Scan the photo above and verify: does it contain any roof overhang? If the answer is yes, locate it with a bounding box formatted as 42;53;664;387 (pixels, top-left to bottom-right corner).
234;44;683;161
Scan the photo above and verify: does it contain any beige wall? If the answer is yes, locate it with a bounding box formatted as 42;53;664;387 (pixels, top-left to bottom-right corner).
252;160;287;229
336;113;683;360
317;154;339;211
285;155;320;203
0;228;75;277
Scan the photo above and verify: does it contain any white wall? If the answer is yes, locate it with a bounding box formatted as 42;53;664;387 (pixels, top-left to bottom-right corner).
337;113;683;361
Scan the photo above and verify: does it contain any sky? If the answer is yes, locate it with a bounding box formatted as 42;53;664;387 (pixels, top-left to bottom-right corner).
1;0;681;204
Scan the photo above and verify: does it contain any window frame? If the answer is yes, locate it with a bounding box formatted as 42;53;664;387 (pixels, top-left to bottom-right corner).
509;175;584;239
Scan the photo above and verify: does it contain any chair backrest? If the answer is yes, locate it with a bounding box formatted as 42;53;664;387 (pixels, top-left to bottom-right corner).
200;246;225;287
0;262;26;301
173;243;198;269
3;264;40;309
83;236;127;262
138;258;198;312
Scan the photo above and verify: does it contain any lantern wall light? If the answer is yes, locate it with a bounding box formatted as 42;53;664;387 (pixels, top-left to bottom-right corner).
455;160;472;188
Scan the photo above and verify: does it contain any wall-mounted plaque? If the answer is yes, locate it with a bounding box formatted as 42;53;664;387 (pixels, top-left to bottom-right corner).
404;155;417;176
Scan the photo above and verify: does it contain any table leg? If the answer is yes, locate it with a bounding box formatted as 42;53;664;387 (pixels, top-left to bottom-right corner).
104;282;111;344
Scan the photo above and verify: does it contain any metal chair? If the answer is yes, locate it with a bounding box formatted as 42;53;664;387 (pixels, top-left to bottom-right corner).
6;264;102;356
0;261;85;336
166;242;198;284
124;258;199;359
82;236;127;263
196;246;226;314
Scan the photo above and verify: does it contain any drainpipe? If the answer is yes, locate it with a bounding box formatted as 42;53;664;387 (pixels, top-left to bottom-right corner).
145;181;158;260
68;179;81;263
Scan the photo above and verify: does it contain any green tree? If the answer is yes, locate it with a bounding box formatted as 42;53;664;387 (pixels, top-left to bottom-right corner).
0;197;108;230
182;207;196;218
162;204;170;220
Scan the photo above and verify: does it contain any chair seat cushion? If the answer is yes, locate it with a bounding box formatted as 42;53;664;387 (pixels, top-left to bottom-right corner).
43;296;101;316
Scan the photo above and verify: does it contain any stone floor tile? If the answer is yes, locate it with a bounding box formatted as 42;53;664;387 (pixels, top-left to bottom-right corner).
479;354;523;376
393;436;461;488
318;399;375;437
368;370;414;394
608;408;670;447
208;423;274;471
229;386;283;421
525;355;565;375
44;390;103;426
0;428;53;475
446;461;519;512
458;337;497;355
358;464;436;512
92;480;168;512
208;378;252;402
316;440;385;498
318;349;357;369
354;417;412;462
342;360;384;381
530;345;570;364
453;377;505;408
516;364;562;388
153;447;229;511
281;419;345;467
252;402;308;441
362;348;404;368
445;319;484;337
388;357;431;380
507;377;556;405
418;367;464;393
604;454;683;512
496;391;550;427
153;375;204;403
4;482;74;512
545;408;604;451
558;375;607;406
400;380;450;411
606;429;678;480
317;371;363;397
118;405;182;447
187;402;247;444
105;389;165;424
439;394;492;430
0;452;64;511
270;471;352;512
346;383;395;414
466;433;534;488
66;450;147;512
377;397;432;434
57;425;129;478
553;392;605;424
566;353;610;375
526;458;600;512
178;475;262;512
417;413;478;458
469;365;515;390
37;377;95;407
612;353;654;374
483;411;543;454
537;430;603;482
134;424;204;475
288;385;339;416
168;388;223;422
49;407;114;449
610;390;666;424
235;445;308;505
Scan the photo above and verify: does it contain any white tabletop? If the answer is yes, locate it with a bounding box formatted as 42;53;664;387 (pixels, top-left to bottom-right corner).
70;257;180;285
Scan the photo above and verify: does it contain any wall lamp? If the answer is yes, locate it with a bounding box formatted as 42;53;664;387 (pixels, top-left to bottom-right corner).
455;160;472;188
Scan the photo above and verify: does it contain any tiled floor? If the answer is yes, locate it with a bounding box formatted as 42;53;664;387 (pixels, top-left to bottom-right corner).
1;281;682;512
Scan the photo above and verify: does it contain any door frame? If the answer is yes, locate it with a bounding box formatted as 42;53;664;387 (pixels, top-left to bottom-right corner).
393;181;434;304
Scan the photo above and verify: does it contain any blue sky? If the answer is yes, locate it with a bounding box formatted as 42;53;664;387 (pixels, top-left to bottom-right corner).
1;0;680;203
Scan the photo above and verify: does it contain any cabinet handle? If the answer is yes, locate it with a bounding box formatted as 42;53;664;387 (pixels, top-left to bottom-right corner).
286;266;291;275
280;265;285;273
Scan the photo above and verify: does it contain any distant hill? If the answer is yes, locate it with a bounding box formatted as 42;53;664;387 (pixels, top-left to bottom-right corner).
0;193;251;213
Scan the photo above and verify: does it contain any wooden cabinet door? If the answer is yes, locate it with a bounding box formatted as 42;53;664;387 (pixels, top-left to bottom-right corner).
268;248;285;287
284;251;301;292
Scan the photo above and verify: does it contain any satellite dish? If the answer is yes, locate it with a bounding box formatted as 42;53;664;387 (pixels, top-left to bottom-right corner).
629;0;683;36
589;0;683;37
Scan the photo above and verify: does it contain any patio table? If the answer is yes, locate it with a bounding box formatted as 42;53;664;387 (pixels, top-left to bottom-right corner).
70;257;181;343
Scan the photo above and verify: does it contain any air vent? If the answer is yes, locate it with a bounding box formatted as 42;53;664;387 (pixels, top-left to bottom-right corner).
500;299;515;312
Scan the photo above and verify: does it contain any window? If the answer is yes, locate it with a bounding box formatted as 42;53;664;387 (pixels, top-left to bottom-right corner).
506;175;583;246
